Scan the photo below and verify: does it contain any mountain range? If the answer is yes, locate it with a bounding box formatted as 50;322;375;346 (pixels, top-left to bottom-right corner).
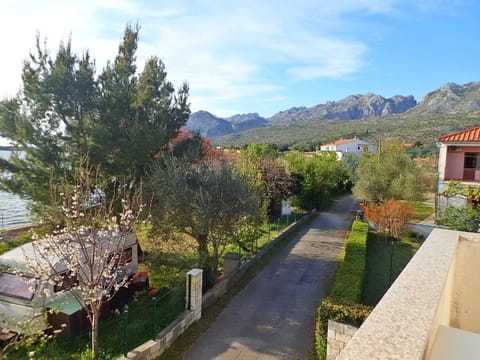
186;81;480;138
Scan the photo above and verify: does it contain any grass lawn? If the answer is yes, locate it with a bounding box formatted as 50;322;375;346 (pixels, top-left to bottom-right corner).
4;212;307;359
410;201;435;223
362;232;420;306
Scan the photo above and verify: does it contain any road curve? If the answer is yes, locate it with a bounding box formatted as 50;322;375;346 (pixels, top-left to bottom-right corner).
184;194;358;360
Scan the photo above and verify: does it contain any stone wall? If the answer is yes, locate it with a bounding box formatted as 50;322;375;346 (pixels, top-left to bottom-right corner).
202;212;315;309
326;320;358;360
119;212;315;359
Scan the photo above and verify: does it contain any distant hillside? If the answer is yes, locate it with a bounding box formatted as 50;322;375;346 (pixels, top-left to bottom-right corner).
268;93;416;124
408;82;480;115
186;111;267;137
213;111;480;151
187;81;480;148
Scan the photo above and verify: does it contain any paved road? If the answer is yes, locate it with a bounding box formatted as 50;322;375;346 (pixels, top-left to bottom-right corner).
184;195;358;360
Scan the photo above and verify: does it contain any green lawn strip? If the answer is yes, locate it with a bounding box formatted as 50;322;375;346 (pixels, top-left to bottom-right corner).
10;283;186;360
157;213;317;360
410;201;434;222
362;232;420;306
315;220;371;360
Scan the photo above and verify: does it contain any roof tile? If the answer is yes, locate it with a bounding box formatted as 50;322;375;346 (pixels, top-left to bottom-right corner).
437;126;480;142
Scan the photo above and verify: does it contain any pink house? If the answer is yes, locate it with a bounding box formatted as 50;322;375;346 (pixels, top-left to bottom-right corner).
437;125;480;209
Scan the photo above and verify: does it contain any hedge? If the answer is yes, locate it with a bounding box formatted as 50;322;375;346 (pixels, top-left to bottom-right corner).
315;298;372;358
315;219;372;359
329;220;369;303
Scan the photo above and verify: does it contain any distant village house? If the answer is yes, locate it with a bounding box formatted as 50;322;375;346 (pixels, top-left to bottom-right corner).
319;137;375;160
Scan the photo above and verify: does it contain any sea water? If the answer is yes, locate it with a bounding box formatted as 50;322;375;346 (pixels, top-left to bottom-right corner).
0;150;29;229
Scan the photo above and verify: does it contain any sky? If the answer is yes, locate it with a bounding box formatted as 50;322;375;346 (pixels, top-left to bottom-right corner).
0;0;479;124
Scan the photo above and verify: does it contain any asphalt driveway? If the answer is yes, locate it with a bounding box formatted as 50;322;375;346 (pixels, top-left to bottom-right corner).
184;195;358;360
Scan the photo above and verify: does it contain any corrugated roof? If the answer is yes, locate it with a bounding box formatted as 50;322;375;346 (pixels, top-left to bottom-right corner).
438;126;480;142
322;138;357;147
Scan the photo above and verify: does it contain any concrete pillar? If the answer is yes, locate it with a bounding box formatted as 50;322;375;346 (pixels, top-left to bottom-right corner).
186;269;203;321
223;252;241;276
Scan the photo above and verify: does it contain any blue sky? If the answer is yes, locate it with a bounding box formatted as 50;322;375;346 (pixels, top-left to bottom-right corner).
0;0;479;121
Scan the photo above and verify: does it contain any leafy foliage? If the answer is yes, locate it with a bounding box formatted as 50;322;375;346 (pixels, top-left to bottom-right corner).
353;139;426;203
437;205;480;232
146;154;261;288
285;151;350;210
437;181;480;232
329;220;369;303
363;200;413;237
315;220;372;360
237;144;295;218
0;25;189;217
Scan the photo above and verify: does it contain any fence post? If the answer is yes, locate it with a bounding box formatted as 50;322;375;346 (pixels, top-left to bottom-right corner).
267;222;270;242
186;269;203;321
123;309;128;357
152;297;157;340
277;217;280;236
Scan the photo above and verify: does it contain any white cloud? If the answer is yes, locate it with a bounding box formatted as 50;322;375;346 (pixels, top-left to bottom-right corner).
0;0;468;117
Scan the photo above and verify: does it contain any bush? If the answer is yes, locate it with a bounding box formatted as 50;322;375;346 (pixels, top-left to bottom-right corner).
315;219;371;359
329;220;368;303
315;298;372;359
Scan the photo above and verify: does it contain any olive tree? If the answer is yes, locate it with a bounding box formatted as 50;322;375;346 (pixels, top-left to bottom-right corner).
353;139;425;204
147;154;261;288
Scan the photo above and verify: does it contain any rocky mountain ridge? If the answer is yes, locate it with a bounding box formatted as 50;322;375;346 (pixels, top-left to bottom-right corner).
186;81;480;137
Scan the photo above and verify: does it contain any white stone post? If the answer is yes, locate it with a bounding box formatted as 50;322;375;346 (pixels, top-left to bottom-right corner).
186;268;203;321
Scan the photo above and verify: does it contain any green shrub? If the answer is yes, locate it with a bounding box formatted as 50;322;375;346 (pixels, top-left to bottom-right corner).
315;219;370;359
329;220;368;303
315;298;372;359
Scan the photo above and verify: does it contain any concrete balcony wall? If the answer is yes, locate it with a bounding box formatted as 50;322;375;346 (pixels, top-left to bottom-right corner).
337;229;480;360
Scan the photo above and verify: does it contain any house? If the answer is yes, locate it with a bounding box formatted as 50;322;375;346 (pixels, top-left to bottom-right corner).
437;125;480;210
319;137;375;160
0;231;139;336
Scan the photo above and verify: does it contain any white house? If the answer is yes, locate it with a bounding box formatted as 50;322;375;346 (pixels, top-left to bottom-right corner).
320;137;375;160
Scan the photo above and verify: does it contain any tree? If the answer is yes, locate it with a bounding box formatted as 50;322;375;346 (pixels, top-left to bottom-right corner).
27;160;145;359
238;144;295;218
352;139;425;204
363;200;413;238
147;154;261;288
0;24;189;216
285;151;350;210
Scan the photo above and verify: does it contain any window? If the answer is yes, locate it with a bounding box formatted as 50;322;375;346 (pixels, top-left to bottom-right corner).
464;153;480;169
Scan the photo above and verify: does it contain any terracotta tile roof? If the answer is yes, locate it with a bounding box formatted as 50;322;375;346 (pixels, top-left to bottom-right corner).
322;138;357;147
437;126;480;142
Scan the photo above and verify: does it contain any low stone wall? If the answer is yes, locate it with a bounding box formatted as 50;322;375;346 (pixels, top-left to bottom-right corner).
326;320;358;360
119;212;315;359
202;212;315;309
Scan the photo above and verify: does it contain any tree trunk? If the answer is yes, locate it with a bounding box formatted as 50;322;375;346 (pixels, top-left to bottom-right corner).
196;235;215;290
90;305;100;359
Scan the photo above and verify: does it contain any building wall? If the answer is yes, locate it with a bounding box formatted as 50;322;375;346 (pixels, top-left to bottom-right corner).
444;151;464;180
